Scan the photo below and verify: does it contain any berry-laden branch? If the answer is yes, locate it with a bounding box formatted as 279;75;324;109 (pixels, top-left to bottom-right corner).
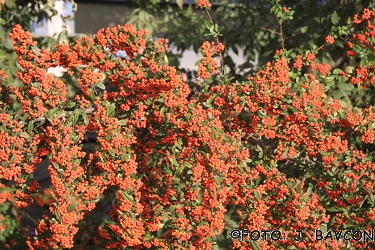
197;0;226;79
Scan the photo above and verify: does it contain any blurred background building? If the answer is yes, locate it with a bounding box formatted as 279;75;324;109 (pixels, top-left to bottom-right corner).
32;0;247;77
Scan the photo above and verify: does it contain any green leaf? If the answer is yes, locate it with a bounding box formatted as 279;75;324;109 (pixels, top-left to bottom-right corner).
209;26;214;33
258;110;266;118
55;209;62;222
160;107;166;115
203;20;210;30
320;224;328;234
168;205;177;212
64;102;76;109
352;45;362;54
107;103;116;118
121;154;127;161
368;53;375;62
58;31;69;44
300;26;308;33
337;83;353;92
170;158;178;166
20;132;30;139
306;186;313;197
254;190;261;201
175;165;184;176
31;46;40;56
155;206;163;213
51;193;58;203
325;207;342;212
96;82;105;90
27;120;34;134
82;112;89;125
211;129;217;140
139;10;146;20
183;161;193;168
344;66;354;74
258;151;263;158
331;11;340;25
176;137;182;147
163;55;169;64
287;246;297;250
73;110;80;123
214;24;219;32
102;100;110;107
359;59;366;69
333;68;342;75
118;120;127;126
67;201;78;212
323;76;335;83
108;149;116;156
21;113;29;121
176;0;183;10
121;192;134;202
90;89;96;101
9;155;15;164
250;240;261;250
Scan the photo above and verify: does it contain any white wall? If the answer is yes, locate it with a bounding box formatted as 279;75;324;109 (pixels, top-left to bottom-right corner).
33;0;75;38
33;1;252;77
33;0;74;77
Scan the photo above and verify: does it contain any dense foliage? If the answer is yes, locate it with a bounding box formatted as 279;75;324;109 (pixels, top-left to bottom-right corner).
127;0;375;109
2;0;375;249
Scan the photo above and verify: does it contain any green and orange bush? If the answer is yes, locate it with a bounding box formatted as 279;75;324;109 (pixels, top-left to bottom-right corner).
2;0;375;249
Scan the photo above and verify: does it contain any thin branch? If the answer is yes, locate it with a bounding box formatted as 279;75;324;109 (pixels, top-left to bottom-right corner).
260;27;281;35
279;23;284;50
332;54;346;69
316;44;325;52
205;8;225;74
260;26;284;50
19;107;95;125
243;134;271;149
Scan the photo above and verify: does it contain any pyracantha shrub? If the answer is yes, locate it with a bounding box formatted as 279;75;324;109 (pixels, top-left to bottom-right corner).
2;3;375;250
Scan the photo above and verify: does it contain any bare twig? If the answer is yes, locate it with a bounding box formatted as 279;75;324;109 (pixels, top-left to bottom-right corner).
279;23;284;50
260;27;281;35
359;180;375;208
